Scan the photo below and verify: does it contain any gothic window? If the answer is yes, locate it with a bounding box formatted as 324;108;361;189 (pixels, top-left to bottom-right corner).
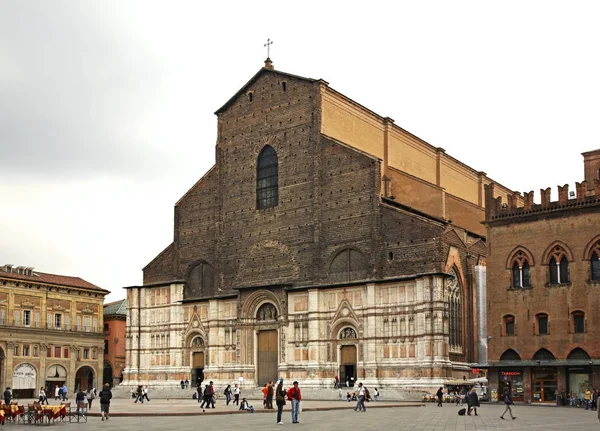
256;303;277;321
547;245;570;284
329;248;369;283
447;268;462;353
567;347;590;360
588;238;600;281
256;145;278;210
592;252;600;281
191;336;204;348
572;311;585;333
533;348;555;361
536;313;548;335
500;349;521;361
339;327;357;339
184;261;215;299
503;315;515;336
509;249;532;288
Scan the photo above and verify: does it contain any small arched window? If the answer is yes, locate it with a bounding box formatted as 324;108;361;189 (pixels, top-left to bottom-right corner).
503;315;515;336
572;311;585;333
547;245;570;285
256;145;279;209
592;252;600;281
508;249;532;288
536;313;548;335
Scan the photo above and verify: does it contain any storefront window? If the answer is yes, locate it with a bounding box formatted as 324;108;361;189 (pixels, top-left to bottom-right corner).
568;369;591;399
499;370;524;400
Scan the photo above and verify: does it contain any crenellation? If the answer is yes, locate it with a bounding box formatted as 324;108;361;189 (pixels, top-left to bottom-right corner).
540;187;552;207
557;183;569;205
523;190;535;211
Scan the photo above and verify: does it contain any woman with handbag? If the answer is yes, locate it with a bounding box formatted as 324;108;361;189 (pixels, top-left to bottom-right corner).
275;379;286;425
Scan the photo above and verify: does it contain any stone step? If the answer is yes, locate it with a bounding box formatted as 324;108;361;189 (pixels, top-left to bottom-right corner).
110;384;425;401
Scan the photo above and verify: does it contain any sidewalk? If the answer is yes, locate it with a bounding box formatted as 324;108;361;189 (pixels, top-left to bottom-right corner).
20;398;424;417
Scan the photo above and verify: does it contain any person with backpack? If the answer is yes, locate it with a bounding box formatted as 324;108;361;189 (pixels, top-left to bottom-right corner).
467;388;479;415
224;385;232;405
436;387;444;407
500;388;516;420
275;379;286;425
99;383;112;421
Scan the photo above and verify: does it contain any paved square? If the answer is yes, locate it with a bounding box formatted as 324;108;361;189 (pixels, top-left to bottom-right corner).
7;403;600;430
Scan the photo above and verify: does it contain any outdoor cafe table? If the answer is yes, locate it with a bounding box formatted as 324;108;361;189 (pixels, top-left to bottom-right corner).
39;404;67;420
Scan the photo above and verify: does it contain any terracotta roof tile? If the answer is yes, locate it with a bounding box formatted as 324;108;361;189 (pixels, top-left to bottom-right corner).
0;268;108;293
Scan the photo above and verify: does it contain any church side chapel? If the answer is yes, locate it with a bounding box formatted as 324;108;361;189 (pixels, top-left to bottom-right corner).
123;57;514;390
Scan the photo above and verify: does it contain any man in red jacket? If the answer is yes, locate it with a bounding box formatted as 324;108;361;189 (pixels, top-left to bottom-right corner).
286;381;302;424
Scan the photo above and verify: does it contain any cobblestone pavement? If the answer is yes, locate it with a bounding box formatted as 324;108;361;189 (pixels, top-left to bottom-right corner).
6;402;600;430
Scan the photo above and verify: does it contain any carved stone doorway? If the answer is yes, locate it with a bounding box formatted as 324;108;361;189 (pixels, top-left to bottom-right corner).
257;330;278;385
340;345;357;387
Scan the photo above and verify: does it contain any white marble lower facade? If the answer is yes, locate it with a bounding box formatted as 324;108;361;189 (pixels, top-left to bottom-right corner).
123;274;471;389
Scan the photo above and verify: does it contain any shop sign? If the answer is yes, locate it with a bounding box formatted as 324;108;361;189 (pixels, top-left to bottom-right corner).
472;368;480;374
501;371;521;376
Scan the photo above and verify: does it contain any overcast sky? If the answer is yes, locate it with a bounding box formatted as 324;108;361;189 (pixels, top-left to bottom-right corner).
1;1;599;302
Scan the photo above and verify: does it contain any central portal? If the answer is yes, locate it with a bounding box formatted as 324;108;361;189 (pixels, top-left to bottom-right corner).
340;345;357;387
257;330;278;385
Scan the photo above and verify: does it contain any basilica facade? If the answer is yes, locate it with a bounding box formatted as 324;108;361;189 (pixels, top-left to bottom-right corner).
123;59;514;389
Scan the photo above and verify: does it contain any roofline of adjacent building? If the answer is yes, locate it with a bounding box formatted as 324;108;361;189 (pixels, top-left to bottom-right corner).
0;274;110;294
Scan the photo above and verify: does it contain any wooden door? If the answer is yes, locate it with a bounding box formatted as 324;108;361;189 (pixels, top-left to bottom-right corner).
257;330;278;385
192;352;205;368
340;345;357;386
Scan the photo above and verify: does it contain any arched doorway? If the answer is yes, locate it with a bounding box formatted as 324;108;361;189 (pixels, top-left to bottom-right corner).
338;327;358;387
103;362;113;386
75;366;95;392
189;336;205;388
256;303;278;385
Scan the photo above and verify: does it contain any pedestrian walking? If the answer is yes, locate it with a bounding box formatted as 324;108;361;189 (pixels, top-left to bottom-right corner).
180;380;185;389
233;384;240;405
185;379;189;389
61;384;68;401
76;388;86;414
286;381;302;423
436;387;444;407
334;376;339;389
500;388;516;420
86;388;95;409
354;382;367;412
373;388;379;401
43;386;49;404
99;383;112;421
467;388;479;415
54;385;60;400
585;387;591;410
142;385;150;402
224;385;232;405
38;387;46;404
275;379;286;425
134;385;143;403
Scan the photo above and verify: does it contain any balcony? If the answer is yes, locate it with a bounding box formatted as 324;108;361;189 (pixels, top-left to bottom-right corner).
0;319;101;333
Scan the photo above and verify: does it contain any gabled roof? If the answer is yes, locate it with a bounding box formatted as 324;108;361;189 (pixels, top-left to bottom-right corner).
104;299;127;316
214;67;323;115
